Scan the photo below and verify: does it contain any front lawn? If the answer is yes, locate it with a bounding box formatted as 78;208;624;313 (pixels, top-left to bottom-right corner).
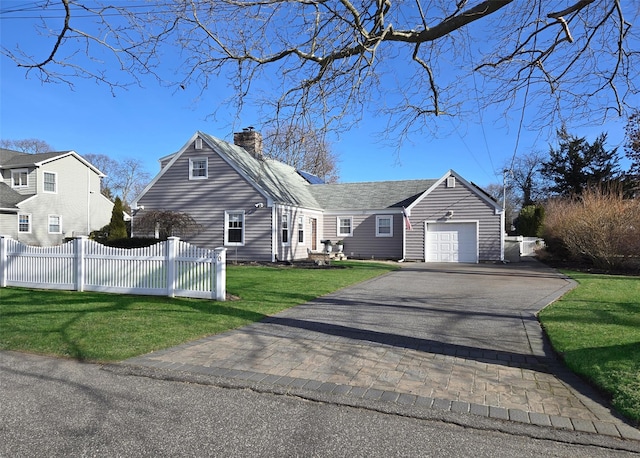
538;270;640;424
0;261;396;362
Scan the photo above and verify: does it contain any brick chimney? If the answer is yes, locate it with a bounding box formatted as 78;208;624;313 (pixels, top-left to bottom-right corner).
233;127;263;159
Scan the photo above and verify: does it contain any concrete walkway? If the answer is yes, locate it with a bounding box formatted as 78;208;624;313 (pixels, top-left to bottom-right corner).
124;260;640;441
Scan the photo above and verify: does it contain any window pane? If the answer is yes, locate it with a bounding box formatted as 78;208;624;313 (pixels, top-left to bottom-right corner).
44;172;56;192
191;159;207;177
13;171;27;187
298;216;304;243
226;212;244;244
339;218;351;235
282;214;289;244
378;218;391;233
18;215;30;232
49;216;61;233
228;228;242;243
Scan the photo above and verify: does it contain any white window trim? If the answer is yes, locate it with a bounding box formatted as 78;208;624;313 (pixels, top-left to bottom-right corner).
337;216;353;237
281;212;291;246
189;157;208;180
11;169;28;188
297;215;305;245
18;213;31;233
48;215;62;234
376;215;394;237
224;210;245;246
43;171;57;193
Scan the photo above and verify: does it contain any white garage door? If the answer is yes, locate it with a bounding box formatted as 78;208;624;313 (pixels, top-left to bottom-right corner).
426;222;478;263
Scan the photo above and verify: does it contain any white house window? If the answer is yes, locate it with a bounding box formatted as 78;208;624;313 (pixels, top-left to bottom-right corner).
11;169;28;188
225;211;244;246
43;172;57;193
337;216;353;237
18;214;31;233
376;215;393;237
189;158;208;179
297;216;304;244
281;213;290;246
195;137;203;150
48;215;62;234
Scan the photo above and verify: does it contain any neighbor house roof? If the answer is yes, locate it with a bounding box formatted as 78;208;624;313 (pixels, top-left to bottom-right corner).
0;182;29;210
309;179;438;211
0;149;106;177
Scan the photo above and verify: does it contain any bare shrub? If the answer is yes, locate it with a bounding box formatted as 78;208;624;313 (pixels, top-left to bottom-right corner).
543;190;640;270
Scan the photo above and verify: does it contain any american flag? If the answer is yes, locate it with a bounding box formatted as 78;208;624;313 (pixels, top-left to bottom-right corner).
402;207;412;231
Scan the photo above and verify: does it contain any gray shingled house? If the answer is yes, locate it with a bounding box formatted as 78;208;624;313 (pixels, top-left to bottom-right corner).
1;148;114;246
133;130;504;263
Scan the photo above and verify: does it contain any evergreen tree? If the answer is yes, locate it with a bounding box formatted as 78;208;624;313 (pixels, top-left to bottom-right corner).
541;128;621;197
107;197;128;241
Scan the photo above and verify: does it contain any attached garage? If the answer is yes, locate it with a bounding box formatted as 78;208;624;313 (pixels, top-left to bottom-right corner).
425;222;478;263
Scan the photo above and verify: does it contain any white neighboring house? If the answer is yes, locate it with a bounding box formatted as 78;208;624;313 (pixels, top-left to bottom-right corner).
0;148;114;246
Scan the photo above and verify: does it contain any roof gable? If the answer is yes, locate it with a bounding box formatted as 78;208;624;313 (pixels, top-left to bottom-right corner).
0;149;106;177
135;132;322;209
407;170;502;213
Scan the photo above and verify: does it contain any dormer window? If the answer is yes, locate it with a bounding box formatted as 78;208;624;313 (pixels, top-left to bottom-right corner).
189;158;208;180
11;169;28;188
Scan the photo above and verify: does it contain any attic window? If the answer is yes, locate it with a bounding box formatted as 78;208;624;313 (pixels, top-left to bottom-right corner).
446;177;456;188
189;158;208;180
195;137;203;150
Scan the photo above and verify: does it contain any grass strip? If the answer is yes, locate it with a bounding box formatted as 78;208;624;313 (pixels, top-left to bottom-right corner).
0;261;396;362
538;270;640;424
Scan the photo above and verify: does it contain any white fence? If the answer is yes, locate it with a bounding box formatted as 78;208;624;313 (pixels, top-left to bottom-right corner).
0;236;226;301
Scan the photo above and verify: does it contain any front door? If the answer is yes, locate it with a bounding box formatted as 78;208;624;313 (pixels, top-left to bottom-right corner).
310;218;317;251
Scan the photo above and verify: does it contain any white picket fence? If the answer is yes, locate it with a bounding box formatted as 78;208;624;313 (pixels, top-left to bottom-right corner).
0;236;226;301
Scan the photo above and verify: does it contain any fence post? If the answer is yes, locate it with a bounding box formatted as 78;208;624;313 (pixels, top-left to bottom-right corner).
0;236;7;288
166;237;179;298
213;247;227;301
75;236;87;292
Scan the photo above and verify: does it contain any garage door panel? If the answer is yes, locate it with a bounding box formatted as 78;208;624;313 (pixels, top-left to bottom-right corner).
426;223;477;263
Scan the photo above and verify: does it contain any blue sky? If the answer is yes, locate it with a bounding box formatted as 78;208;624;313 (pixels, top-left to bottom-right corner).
1;2;636;189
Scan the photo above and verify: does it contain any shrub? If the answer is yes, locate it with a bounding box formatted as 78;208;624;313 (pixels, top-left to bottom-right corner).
542;189;640;269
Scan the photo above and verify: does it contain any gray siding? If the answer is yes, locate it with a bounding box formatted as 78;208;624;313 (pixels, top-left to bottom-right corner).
12;156;112;246
406;180;502;261
275;207;323;261
322;212;404;260
137;141;275;261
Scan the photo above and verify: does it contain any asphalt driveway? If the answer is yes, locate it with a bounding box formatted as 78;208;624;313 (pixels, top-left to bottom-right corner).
125;260;639;440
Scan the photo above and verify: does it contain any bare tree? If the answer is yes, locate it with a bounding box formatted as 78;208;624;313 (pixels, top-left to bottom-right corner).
506;151;548;206
0;138;53;154
484;182;518;232
83;153;150;210
2;1;637;138
264;125;339;183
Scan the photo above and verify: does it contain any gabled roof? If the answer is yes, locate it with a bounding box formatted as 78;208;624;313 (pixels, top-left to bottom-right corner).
0;182;29;210
310;179;437;211
136;132;323;210
407;169;502;213
0;149;106;177
136;133;502;216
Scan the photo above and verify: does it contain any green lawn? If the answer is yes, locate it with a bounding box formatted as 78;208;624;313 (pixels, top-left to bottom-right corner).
538;270;640;424
0;261;397;362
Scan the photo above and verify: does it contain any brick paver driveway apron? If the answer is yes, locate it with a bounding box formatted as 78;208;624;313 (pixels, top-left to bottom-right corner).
126;260;634;437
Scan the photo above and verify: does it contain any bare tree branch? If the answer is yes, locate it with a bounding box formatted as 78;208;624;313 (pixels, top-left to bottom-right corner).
2;0;638;138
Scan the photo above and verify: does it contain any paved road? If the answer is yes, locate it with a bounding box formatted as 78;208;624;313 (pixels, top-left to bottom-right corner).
1;351;639;457
125;260;639;441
